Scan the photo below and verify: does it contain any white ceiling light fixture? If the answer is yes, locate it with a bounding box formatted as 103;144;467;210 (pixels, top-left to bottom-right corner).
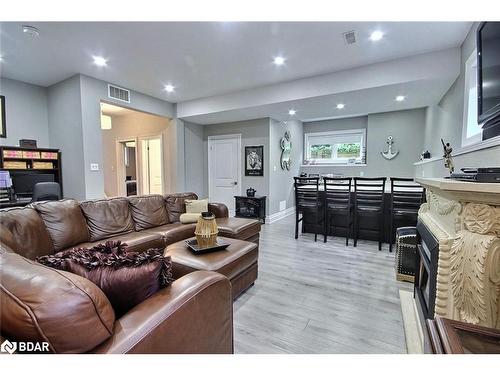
164;84;175;93
370;30;384;41
288;109;296;116
22;25;40;37
395;95;406;102
93;56;107;67
273;56;286;66
100;114;112;130
336;103;345;109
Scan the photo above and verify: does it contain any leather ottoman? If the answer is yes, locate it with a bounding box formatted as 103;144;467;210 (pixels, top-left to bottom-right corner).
165;237;258;300
216;218;261;244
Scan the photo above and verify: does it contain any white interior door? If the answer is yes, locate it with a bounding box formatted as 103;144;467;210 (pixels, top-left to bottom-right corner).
208;134;241;215
139;135;164;195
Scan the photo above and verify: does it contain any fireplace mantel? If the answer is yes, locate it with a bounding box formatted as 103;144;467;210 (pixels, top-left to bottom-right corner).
416;178;500;329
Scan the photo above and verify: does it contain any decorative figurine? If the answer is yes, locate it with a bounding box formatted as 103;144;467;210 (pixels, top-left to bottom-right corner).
246;187;256;197
381;135;399;160
441;138;454;174
280;131;292;170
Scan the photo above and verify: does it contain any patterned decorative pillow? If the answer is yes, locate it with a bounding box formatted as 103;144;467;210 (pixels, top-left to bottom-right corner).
37;241;173;316
185;198;208;214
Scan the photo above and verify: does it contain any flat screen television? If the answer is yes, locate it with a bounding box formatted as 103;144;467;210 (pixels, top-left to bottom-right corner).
477;22;500;140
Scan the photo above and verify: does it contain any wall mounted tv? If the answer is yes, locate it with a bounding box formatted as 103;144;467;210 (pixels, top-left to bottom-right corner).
477;22;500;140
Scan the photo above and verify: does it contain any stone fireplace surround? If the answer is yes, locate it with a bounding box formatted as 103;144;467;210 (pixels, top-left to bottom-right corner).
415;178;500;330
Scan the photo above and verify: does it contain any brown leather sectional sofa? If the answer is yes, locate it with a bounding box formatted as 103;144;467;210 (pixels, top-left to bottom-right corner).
0;192;261;354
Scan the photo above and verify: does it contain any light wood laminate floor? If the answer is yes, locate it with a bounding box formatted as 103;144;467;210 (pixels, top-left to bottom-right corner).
233;215;412;354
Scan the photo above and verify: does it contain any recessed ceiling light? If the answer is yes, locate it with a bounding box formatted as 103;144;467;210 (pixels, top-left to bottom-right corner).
92;56;107;67
164;84;175;93
336;103;345;109
288;109;296;116
22;25;40;37
274;56;286;66
370;31;384;41
395;95;406;102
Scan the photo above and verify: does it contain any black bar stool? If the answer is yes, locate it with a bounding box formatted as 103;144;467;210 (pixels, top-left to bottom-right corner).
389;178;425;252
294;177;320;242
323;177;353;245
353;177;386;251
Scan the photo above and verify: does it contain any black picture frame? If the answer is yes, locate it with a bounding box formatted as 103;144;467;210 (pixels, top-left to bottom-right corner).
0;95;6;138
245;145;264;176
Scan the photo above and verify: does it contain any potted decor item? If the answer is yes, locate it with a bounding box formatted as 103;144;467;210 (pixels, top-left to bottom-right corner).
246;187;256;197
195;212;218;248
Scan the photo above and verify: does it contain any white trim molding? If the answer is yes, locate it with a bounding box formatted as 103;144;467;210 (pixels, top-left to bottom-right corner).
266;206;296;224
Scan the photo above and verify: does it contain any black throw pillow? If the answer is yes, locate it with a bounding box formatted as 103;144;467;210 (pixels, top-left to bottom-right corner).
37;241;173;316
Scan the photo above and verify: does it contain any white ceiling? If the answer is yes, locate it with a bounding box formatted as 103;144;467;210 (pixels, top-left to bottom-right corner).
0;22;471;103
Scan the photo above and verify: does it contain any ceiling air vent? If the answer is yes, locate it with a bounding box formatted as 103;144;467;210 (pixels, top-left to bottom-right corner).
108;84;130;103
343;30;356;45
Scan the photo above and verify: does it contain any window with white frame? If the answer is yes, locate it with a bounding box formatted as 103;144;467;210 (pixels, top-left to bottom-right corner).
304;129;366;164
462;50;483;146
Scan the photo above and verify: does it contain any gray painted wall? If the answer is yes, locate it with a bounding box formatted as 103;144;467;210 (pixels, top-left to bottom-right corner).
418;22;500;177
79;74;176;199
47;75;86;199
0;78;49;147
184;120;205;197
203;118;271;213
300;109;426;178
268;119;303;215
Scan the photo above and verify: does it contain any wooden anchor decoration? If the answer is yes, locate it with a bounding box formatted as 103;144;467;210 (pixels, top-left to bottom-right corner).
381;135;399;160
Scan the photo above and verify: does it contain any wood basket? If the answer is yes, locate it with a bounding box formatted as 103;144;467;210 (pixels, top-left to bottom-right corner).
194;212;218;248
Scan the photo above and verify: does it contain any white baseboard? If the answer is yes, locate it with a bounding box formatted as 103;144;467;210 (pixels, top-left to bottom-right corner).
266;206;295;224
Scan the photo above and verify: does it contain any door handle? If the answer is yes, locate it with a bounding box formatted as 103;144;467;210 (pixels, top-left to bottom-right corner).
232;181;238;185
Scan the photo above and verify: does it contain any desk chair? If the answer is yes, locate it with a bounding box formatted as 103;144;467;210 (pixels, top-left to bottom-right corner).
31;182;62;202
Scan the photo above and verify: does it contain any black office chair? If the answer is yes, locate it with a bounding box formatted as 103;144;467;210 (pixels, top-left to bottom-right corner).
353;177;386;251
294;177;320;241
323;177;353;245
389;178;425;252
31;182;62;202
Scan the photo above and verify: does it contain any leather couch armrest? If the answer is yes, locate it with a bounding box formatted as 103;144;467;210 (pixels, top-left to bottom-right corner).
208;202;229;218
91;271;233;354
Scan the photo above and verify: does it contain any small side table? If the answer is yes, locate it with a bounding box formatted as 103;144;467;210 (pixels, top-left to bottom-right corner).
234;195;266;223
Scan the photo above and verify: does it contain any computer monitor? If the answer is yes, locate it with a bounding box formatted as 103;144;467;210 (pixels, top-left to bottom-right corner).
12;173;55;197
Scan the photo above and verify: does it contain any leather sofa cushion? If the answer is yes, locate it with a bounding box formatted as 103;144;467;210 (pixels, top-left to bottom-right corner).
0;251;115;353
165;237;258;280
129;195;169;230
164;193;198;223
80;198;134;242
0;207;54;259
216;217;261;241
34;199;90;252
65;231;165;254
144;222;196;246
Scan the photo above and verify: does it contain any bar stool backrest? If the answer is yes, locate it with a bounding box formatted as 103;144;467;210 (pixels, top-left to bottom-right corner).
323;177;352;208
294;177;320;210
390;178;424;212
353;177;386;209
